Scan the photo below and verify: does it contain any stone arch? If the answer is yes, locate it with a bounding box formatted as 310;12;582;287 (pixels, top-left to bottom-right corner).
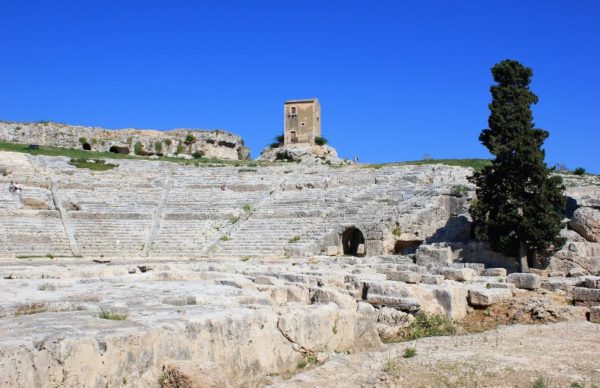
109;146;130;155
82;142;91;151
342;227;365;256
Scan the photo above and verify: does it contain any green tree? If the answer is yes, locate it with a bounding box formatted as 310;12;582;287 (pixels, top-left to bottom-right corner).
469;59;565;272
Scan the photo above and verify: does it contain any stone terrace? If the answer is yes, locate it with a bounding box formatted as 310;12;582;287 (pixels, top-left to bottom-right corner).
0;152;472;259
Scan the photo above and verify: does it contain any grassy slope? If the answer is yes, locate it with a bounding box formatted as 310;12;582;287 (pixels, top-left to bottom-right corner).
362;158;491;171
1;140;494;170
0;141;266;167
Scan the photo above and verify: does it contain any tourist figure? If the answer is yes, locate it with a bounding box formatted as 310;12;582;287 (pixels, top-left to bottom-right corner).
9;181;23;207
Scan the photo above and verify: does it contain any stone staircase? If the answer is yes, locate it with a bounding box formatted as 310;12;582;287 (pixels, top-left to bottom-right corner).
0;154;473;258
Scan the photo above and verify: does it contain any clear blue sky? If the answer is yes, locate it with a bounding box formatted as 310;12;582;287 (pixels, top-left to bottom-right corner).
1;1;598;172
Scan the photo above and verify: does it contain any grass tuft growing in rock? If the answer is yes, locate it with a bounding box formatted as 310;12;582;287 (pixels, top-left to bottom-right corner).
99;311;128;320
403;312;456;340
296;354;318;369
403;347;417;358
69;158;118;171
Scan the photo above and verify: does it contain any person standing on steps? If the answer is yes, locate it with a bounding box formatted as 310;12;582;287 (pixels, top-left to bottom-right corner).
9;181;23;208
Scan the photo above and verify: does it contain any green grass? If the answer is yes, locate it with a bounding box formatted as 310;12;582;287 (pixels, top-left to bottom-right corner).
403;347;417;358
362;158;491;172
69;158;118;171
99;311;128;320
404;312;456;340
288;235;301;243
0;140;269;167
296;354;318;369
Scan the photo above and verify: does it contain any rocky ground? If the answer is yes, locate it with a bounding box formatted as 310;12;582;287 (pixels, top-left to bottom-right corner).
0;255;598;387
277;320;600;387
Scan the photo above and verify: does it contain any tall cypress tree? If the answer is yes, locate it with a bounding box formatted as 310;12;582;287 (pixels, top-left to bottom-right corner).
470;59;566;272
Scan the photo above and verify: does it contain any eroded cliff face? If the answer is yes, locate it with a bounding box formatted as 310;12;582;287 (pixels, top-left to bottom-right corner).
0;121;250;160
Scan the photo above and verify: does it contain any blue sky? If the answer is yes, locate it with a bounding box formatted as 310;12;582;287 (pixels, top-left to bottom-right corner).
1;1;598;172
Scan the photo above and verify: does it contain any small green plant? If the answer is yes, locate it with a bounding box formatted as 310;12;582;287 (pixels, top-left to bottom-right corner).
381;354;399;373
573;167;586;176
154;141;162;153
240;256;250;262
91;138;98;145
192;151;204;159
122;377;128;385
78;137;87;144
229;215;240;224
392;227;402;237
570;383;584;388
403;312;456;340
296;354;317;369
184;133;196;144
288;235;301;243
270;134;285;148
133;142;144;155
314;136;328;146
164;139;172;147
176;143;185;154
220;236;230;241
46;253;54;259
157;372;166;388
275;150;298;162
532;376;549;388
451;185;469;196
403;347;416;358
98;311;128;320
242;204;252;213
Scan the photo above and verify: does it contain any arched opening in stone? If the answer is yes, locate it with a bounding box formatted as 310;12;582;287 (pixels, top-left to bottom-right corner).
394;240;423;255
342;227;365;256
109;146;130;155
82;142;91;151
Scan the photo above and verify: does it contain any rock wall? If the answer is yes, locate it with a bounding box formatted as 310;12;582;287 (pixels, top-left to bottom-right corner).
0;121;250;160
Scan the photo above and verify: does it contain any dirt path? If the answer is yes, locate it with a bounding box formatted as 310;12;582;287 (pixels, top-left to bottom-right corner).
274;320;600;387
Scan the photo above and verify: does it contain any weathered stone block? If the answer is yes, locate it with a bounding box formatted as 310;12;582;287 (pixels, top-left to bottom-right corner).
482;268;507;277
311;287;356;309
590;306;600;323
357;244;365;255
326;246;338;256
254;275;278;285
386;270;422;284
488;282;515;289
432;285;468;320
584;276;600;289
569;206;600;242
415;245;453;267
442;268;475;282
507;273;541;290
573;287;600;304
421;274;444;285
541;278;577;292
468;288;512;307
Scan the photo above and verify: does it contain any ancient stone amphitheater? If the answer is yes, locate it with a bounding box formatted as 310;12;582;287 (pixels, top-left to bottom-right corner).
1;150;599;387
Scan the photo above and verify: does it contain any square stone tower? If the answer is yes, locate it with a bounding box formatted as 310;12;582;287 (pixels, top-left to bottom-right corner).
284;98;321;145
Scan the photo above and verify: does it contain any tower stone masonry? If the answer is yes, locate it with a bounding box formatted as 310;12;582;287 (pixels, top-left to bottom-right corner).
283;98;321;145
